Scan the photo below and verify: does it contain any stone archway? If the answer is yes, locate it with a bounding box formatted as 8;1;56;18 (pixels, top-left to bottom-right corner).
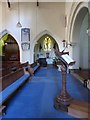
68;2;88;43
68;2;89;69
34;34;59;63
72;7;89;69
4;34;20;61
0;30;20;61
31;30;60;63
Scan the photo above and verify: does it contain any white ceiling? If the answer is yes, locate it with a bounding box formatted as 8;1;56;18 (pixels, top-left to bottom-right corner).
0;0;89;2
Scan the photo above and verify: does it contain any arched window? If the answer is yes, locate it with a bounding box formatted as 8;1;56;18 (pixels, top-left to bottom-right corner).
43;36;52;51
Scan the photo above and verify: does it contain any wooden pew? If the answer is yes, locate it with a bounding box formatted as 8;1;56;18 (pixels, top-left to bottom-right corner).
21;62;28;68
30;62;40;73
0;61;21;77
0;61;40;115
2;61;20;70
0;68;30;115
0;61;30;115
1;68;24;91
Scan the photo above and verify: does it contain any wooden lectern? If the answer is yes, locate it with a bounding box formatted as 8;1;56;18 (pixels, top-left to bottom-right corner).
54;49;75;112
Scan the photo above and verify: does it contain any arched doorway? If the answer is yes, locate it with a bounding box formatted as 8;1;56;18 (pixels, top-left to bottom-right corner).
34;34;59;65
0;33;20;61
72;7;90;69
4;34;20;61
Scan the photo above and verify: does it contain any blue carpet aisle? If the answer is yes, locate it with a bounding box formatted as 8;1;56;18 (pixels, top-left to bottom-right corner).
2;66;89;118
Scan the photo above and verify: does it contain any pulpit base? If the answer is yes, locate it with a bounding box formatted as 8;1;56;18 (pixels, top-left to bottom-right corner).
54;94;72;112
54;100;68;112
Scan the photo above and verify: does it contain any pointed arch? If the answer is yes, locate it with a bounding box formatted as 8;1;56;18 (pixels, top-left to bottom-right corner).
0;29;20;61
68;2;88;43
33;30;58;45
67;3;89;69
30;30;60;63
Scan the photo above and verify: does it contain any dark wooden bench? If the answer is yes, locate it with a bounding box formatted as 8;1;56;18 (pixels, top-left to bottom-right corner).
0;61;40;77
0;61;22;77
0;68;30;115
0;61;40;115
30;62;40;73
22;62;40;75
1;68;24;91
2;61;20;69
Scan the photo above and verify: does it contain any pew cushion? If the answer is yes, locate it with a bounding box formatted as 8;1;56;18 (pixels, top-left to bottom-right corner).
0;74;30;106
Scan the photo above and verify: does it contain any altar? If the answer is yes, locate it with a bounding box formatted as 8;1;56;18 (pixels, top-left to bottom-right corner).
46;58;53;64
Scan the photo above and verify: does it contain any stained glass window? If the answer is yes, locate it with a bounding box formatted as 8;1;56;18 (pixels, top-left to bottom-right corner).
43;37;52;51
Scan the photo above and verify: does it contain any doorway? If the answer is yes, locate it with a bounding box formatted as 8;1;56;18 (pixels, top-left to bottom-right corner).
2;34;20;61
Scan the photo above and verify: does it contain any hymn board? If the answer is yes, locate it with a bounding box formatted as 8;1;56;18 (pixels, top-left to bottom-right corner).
54;49;75;112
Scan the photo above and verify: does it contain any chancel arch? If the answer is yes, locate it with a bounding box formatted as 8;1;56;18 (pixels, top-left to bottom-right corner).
31;30;60;63
34;34;59;64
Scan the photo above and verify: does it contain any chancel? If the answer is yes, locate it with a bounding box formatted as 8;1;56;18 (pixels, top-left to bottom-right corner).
0;0;90;119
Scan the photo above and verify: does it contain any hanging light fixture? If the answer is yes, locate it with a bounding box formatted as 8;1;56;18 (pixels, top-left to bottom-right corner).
16;0;22;28
37;0;39;7
7;0;10;8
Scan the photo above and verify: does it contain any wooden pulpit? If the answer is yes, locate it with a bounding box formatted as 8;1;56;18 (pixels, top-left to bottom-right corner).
54;49;76;112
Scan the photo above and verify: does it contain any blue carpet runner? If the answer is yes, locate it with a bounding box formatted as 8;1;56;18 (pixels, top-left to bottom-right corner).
2;66;89;118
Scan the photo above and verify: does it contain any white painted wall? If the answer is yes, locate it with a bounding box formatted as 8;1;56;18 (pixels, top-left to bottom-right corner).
1;2;65;63
0;2;2;32
79;13;88;69
65;2;73;40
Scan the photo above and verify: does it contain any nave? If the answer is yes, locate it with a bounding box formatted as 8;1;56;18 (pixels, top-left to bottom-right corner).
2;66;89;118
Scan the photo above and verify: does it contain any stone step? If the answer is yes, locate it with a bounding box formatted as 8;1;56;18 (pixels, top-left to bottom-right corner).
68;99;90;118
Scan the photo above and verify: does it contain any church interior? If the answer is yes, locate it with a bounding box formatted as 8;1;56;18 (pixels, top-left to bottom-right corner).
0;0;90;119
